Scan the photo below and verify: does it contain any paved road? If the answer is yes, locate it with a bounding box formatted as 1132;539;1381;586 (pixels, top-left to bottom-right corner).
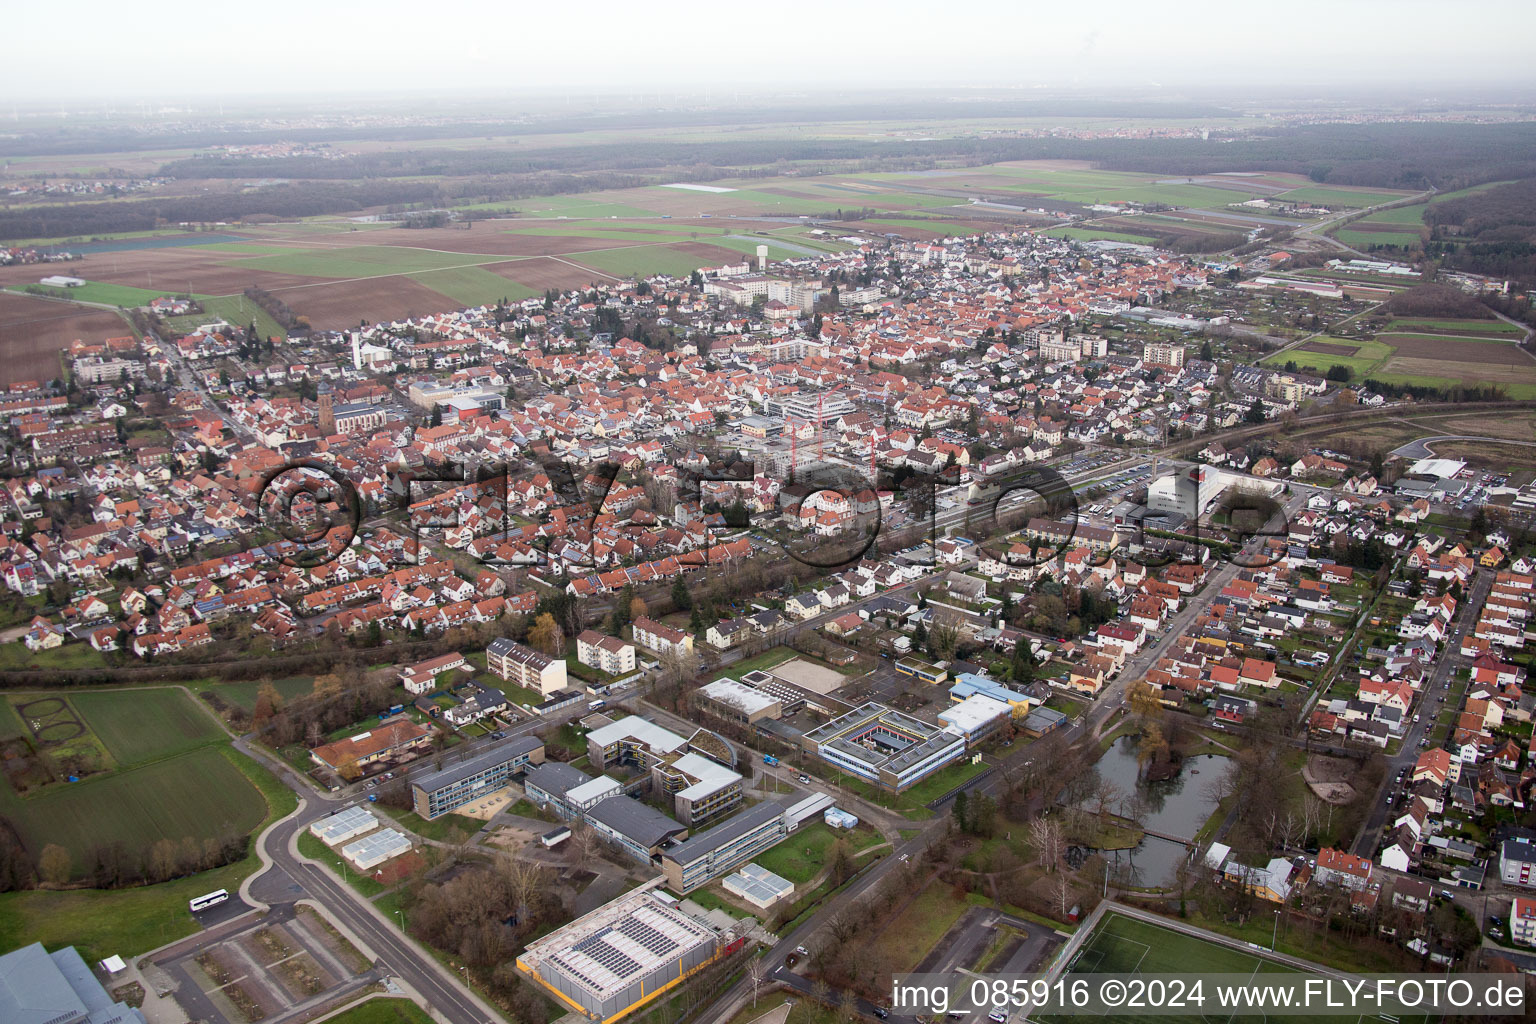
1389;435;1536;461
1348;566;1493;858
251;797;497;1024
1292;188;1437;258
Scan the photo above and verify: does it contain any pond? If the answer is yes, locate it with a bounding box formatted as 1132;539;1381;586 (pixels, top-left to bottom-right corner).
1065;736;1232;890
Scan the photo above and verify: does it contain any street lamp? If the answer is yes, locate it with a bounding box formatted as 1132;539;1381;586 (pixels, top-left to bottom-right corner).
1271;909;1281;952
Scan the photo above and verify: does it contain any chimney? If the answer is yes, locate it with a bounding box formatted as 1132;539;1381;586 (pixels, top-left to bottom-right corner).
350;331;362;370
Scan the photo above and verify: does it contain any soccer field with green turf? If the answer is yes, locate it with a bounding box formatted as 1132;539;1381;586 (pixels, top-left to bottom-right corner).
1038;913;1429;1024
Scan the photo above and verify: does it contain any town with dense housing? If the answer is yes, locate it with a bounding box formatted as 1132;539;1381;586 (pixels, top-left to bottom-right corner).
4;71;1536;1024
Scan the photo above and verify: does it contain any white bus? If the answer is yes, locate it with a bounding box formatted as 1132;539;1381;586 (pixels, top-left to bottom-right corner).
189;889;230;912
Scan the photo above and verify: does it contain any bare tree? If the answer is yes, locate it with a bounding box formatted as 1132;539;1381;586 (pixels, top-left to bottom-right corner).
1051;874;1078;921
569;821;599;864
498;855;548;926
1028;815;1062;873
747;954;767;1008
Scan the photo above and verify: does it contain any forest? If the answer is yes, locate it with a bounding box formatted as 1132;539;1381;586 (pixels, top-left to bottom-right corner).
1424;178;1536;283
9;120;1536;243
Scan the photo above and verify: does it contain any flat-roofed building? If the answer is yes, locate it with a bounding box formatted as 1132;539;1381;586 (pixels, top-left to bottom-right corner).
1142;341;1186;369
341;828;412;870
486;637;568;695
410;734;545;819
722;863;795;909
659;802;790;893
937;694;1011;741
663;752;743;826
588;716;743;824
517;885;723;1022
309;805;380;845
524;762;620;821
696;678;783;725
0;942;146;1024
800;702;966;793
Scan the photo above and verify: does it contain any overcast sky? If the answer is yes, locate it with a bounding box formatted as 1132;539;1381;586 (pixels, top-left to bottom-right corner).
7;0;1534;102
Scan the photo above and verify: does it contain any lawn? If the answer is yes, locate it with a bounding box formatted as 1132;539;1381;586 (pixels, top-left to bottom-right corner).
161;294;288;342
0;642;108;670
70;688;223;766
882;883;972;973
1261;336;1394;377
201;675;315;713
0;749;294;962
753;822;882;884
320;998;434;1024
0;746;268;875
722;646;798;679
377;806;483;843
0;697;23;739
9;281;171;308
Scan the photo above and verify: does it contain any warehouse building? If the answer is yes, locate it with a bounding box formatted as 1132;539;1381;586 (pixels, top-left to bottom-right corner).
410;734;545;819
517;885;727;1022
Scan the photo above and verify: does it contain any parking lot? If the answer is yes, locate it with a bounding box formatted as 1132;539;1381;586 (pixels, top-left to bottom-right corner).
155;905;376;1024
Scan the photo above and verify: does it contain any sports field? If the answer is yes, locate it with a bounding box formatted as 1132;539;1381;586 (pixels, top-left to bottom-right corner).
1043;913;1428;1024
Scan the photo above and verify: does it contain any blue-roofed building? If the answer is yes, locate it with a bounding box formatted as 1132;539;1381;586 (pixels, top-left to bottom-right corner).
0;943;144;1024
951;672;1036;710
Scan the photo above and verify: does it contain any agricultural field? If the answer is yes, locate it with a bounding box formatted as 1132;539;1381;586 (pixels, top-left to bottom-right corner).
0;686;271;877
0;745;268;875
1040;913;1429;1024
1040;225;1160;245
70;688;224;765
1263;330;1536;397
0;289;130;386
1332;225;1423;250
1382;317;1522;337
1269;186;1418;208
1263;337;1394;377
